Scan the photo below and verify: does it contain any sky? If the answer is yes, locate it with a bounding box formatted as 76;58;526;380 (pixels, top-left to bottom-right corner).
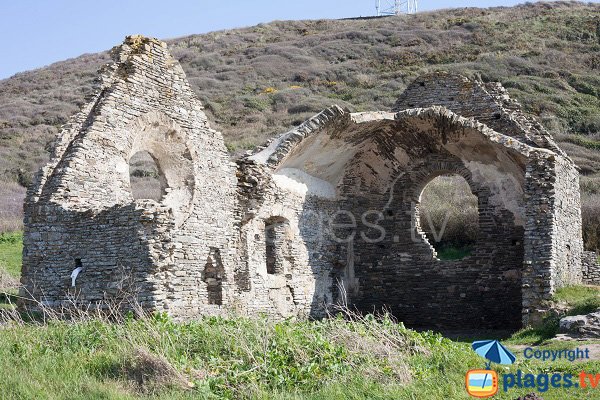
0;0;591;79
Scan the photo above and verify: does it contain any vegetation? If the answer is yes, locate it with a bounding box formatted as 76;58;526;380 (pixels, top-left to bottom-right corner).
508;285;600;346
1;304;600;399
0;232;23;279
435;245;474;261
0;181;25;233
419;175;479;256
3;233;600;398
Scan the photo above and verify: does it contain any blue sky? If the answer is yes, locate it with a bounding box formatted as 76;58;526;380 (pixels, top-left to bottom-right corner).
0;0;591;79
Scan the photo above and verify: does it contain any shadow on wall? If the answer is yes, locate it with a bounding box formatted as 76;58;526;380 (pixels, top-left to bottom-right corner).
248;159;524;329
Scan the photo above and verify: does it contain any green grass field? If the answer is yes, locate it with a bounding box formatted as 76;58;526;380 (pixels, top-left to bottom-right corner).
3;233;600;399
0;232;22;279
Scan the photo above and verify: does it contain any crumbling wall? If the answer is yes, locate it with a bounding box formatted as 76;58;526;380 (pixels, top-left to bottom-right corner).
234;159;337;318
21;36;237;316
551;156;584;287
21;39;583;329
521;151;583;326
393;71;565;155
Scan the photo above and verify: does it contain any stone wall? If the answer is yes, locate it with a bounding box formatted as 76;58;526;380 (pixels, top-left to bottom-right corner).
582;251;600;285
21;38;584;329
21;36;238;317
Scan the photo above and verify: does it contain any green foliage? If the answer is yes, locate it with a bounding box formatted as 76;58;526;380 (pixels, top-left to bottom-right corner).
564;135;600;151
554;285;600;316
0;231;22;278
507;285;600;346
0;314;427;399
436;245;473;261
243;96;272;111
3;313;600;399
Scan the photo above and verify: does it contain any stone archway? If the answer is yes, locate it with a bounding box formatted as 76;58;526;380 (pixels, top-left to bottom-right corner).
418;174;479;260
342;155;525;329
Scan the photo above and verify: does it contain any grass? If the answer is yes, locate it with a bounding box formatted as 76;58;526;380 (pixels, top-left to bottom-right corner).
3;232;600;398
0;231;22;278
0;311;599;399
436;245;473;261
0;232;21;311
507;285;600;346
563;135;600;152
0;310;464;399
554;285;600;316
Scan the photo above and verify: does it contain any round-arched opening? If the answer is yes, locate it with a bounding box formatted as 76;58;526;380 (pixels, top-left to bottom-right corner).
129;150;167;201
418;174;479;260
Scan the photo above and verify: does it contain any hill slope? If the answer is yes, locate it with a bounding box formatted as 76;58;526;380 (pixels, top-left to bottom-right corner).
0;1;599;233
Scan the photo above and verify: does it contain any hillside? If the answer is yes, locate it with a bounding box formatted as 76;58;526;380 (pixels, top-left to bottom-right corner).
1;1;599;236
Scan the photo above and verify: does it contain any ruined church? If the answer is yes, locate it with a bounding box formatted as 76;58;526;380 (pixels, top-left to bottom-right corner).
20;36;583;329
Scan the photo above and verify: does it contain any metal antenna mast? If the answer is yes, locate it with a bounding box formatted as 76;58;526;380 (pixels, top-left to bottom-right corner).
376;0;418;16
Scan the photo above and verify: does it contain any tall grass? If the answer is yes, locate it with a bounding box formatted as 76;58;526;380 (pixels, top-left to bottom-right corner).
0;302;470;400
1;304;600;399
0;232;22;276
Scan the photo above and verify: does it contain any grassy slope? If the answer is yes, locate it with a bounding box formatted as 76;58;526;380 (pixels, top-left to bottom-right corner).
0;2;599;186
2;312;600;399
2;2;600;248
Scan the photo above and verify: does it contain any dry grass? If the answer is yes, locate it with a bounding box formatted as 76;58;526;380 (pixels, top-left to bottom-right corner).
0;180;24;232
582;192;600;252
122;347;191;394
0;269;18;291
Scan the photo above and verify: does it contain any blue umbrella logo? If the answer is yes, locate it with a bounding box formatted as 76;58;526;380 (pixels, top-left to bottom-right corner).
471;340;516;390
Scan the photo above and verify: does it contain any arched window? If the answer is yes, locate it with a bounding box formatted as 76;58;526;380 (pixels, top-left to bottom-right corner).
419;174;479;260
129;150;167;201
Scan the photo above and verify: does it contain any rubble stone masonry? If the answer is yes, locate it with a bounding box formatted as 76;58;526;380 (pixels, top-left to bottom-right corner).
20;37;584;328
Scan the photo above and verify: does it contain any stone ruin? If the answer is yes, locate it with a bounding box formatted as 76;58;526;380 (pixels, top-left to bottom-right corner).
20;36;584;329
